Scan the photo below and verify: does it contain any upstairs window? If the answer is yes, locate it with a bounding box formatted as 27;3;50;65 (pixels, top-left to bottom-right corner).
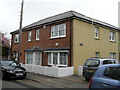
36;29;40;40
95;27;99;39
14;34;19;43
28;31;32;42
110;31;115;41
51;23;66;38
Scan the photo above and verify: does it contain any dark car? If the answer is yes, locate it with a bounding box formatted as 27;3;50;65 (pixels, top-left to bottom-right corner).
89;64;120;89
83;58;117;81
0;59;26;80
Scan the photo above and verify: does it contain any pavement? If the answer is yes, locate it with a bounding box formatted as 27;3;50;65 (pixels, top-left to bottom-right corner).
26;72;88;88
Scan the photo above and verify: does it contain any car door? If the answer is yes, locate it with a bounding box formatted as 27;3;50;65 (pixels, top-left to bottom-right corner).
101;66;120;88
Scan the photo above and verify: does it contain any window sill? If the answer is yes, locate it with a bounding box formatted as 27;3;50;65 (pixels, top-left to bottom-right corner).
109;40;116;43
27;40;31;43
35;39;39;42
14;42;19;44
49;36;66;39
48;64;68;67
95;38;100;40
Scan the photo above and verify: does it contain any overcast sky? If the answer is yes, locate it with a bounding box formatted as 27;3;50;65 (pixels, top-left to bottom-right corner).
0;0;119;38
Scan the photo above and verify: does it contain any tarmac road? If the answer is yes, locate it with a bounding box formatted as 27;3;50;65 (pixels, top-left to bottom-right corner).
2;79;55;89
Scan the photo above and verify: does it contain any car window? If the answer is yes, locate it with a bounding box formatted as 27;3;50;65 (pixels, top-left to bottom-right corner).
104;67;120;81
1;61;19;67
85;59;100;67
9;62;18;66
103;60;116;65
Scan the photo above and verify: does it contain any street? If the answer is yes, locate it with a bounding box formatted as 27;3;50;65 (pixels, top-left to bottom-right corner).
2;76;88;89
2;79;55;89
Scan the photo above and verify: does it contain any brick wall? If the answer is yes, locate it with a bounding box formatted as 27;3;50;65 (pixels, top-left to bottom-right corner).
11;20;72;66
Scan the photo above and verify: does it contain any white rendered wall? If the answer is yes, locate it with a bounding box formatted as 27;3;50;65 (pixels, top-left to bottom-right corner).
22;64;73;77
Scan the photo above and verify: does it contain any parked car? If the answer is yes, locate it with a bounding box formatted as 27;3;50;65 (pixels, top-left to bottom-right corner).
0;59;26;80
83;58;118;81
89;64;120;89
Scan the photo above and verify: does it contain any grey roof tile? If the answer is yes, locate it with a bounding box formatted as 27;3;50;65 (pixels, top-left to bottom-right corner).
10;10;120;34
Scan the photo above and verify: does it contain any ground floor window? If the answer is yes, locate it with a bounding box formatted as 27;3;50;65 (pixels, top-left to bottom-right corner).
110;53;116;59
26;52;42;65
95;52;100;58
48;52;68;66
26;52;33;64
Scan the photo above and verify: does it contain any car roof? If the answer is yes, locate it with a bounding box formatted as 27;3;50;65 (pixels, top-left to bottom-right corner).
88;58;117;61
101;64;120;67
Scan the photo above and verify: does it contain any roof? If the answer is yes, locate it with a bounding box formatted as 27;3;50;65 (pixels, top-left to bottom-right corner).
10;10;120;34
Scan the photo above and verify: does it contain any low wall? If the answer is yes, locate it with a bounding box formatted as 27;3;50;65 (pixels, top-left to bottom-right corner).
22;64;74;77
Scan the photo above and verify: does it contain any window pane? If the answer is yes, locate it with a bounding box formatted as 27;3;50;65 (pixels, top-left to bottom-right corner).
28;31;31;41
95;52;100;58
35;52;41;65
14;34;19;43
36;29;40;40
26;52;33;64
110;53;116;59
104;67;120;80
59;30;65;36
48;53;51;64
95;27;99;38
53;53;58;65
60;53;67;65
59;24;65;30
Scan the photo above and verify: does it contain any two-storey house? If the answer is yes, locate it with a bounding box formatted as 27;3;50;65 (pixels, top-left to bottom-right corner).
10;11;120;76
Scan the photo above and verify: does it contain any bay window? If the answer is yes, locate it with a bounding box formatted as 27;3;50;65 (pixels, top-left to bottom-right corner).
48;52;68;66
26;52;42;65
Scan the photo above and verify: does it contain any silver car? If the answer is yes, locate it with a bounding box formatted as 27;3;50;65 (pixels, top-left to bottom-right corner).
83;58;118;81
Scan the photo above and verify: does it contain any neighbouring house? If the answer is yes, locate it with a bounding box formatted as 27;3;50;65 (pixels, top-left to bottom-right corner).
10;11;120;77
0;32;10;59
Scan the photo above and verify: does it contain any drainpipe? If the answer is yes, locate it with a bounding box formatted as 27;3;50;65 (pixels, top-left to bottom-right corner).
70;17;73;66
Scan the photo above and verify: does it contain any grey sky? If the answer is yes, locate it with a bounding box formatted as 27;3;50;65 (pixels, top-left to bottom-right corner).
0;0;119;38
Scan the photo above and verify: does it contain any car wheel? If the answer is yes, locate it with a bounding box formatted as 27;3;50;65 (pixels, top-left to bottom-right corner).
85;77;90;81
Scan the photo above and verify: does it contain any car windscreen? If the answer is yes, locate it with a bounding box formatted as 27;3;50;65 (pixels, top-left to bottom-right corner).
85;59;100;67
1;61;18;67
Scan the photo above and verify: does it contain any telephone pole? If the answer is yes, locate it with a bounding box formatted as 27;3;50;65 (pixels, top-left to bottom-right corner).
18;0;24;62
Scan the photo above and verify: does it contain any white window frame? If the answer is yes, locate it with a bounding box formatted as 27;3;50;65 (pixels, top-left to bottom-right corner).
51;23;66;38
28;31;32;42
14;34;19;43
95;52;100;58
110;31;115;41
110;53;116;59
36;29;40;40
48;52;68;66
95;27;99;39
